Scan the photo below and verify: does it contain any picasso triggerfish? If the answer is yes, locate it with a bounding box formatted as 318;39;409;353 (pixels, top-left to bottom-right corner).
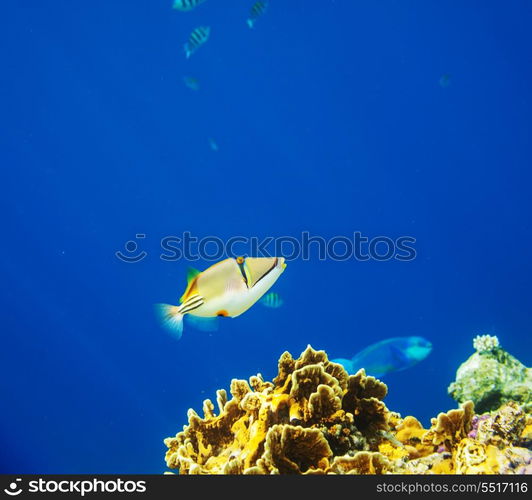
155;256;286;339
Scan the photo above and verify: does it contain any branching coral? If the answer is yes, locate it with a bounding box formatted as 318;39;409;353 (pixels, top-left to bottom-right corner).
164;345;531;475
473;334;500;353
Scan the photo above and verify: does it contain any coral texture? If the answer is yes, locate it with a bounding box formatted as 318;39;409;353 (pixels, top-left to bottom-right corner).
473;334;499;353
164;345;531;475
448;336;531;413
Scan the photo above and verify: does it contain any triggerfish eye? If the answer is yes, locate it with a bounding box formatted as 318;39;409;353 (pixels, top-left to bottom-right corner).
236;256;245;264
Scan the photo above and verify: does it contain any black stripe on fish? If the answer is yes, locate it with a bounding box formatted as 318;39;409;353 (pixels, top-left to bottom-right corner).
181;301;203;313
180;294;204;314
181;296;204;309
237;261;249;288
190;30;207;45
183;295;203;306
180;303;203;314
179;0;202;9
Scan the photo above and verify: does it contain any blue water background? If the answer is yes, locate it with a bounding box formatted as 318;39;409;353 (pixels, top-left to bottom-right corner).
1;0;531;473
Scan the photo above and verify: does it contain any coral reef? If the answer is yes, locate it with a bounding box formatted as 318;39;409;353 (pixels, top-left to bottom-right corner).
448;335;531;413
164;345;531;475
394;401;532;474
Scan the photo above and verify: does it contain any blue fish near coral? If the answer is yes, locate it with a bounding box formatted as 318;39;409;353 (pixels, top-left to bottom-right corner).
332;336;432;377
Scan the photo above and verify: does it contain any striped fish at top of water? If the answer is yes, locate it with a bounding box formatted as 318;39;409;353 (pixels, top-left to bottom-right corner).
247;1;268;29
172;0;206;12
184;26;211;58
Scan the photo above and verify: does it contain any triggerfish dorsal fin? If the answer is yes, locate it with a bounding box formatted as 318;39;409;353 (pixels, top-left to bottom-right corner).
180;267;201;303
187;267;201;283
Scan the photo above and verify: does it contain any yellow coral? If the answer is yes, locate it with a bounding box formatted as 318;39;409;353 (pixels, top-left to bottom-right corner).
430;457;455;474
254;424;333;474
165;345;390;474
426;401;474;450
454;439;502;474
521;419;532;442
394;416;434;457
164;346;531;475
329;451;389;474
378;441;409;461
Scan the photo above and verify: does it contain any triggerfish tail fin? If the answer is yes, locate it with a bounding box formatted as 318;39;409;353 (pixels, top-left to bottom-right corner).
154;303;184;340
186;314;219;332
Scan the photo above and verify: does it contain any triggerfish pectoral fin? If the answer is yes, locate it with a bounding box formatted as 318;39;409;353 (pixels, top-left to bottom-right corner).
154;303;184;340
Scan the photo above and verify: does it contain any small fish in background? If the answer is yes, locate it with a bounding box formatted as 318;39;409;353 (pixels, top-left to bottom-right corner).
155;256;287;339
260;292;283;308
247;1;268;29
184;26;211;58
331;336;432;378
208;137;219;152
439;74;451;88
172;0;206;12
182;75;200;91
